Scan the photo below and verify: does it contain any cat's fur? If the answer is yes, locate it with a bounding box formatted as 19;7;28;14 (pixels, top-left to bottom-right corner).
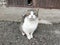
20;10;38;40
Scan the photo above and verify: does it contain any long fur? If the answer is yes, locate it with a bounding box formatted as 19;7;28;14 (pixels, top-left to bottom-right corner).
20;10;39;39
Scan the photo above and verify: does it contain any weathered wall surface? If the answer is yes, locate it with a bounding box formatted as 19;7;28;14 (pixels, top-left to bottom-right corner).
0;7;30;22
0;7;60;23
39;9;60;23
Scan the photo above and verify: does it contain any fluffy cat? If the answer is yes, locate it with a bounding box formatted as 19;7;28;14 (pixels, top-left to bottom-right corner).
21;11;38;39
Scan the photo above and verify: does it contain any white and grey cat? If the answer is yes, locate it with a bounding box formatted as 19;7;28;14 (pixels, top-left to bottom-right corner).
20;11;38;39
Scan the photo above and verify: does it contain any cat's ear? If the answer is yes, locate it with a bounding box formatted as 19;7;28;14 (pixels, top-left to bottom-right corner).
23;14;27;19
23;12;30;18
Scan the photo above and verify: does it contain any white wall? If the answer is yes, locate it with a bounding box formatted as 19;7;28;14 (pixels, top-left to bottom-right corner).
0;7;60;23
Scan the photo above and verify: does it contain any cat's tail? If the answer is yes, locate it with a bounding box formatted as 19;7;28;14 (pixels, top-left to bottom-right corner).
39;19;52;24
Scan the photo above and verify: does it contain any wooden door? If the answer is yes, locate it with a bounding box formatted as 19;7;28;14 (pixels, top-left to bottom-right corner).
7;0;26;7
36;0;60;9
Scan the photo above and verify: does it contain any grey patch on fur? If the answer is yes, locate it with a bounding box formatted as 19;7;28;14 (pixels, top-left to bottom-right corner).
19;9;39;34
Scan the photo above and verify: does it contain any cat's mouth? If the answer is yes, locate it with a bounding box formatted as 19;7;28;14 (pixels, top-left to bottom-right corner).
26;15;37;21
28;17;37;21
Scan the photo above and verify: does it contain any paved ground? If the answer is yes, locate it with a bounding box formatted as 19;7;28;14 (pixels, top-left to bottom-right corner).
0;21;60;45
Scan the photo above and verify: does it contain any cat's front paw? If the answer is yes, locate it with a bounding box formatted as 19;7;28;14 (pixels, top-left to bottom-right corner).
22;32;25;36
27;35;32;40
27;35;33;40
31;35;33;38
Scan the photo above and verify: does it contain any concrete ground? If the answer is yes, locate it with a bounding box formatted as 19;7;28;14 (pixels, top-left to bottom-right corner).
0;21;60;45
0;7;60;45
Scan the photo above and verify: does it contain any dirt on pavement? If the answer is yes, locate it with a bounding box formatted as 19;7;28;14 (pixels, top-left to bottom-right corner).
0;21;60;45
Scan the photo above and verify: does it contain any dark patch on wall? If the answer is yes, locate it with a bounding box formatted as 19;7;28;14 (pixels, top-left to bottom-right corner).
7;0;60;9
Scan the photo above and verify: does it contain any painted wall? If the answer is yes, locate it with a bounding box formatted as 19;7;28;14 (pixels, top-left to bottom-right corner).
0;7;60;23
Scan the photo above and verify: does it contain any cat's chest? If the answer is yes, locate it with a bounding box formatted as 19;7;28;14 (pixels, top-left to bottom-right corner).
23;18;38;29
25;21;37;28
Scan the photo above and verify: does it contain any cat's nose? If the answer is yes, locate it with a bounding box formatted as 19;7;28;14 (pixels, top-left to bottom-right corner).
31;16;33;18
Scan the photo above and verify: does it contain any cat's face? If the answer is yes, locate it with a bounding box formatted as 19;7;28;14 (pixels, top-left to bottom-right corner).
27;11;37;21
23;10;38;21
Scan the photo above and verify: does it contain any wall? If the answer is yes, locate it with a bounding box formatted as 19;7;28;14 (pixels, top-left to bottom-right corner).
0;7;60;23
37;0;60;9
6;0;60;9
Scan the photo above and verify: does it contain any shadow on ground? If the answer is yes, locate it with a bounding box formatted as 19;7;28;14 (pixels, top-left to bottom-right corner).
0;21;60;45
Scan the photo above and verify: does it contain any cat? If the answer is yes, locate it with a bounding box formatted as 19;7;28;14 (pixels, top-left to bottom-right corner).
20;10;52;40
20;11;39;40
